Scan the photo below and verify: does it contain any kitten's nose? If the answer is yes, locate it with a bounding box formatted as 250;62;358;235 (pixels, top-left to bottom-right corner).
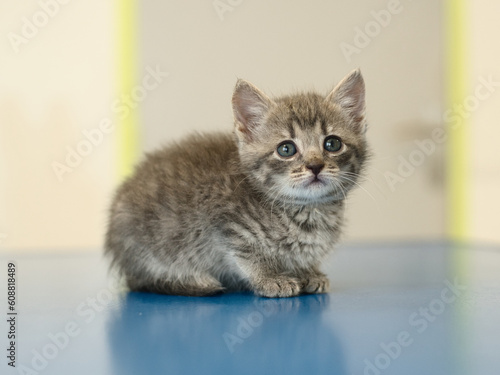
306;163;325;176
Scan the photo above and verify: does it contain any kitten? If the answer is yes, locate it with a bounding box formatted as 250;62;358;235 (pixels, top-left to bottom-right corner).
105;69;368;298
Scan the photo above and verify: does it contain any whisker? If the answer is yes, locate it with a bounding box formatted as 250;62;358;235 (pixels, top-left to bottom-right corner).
337;174;381;214
268;185;284;221
232;174;252;193
331;179;347;201
340;171;388;200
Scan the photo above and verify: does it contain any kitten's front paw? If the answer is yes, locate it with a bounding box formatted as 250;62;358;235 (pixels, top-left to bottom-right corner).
302;275;330;294
253;276;301;298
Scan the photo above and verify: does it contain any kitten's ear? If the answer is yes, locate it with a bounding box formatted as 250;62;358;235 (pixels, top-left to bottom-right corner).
232;79;274;140
326;69;366;132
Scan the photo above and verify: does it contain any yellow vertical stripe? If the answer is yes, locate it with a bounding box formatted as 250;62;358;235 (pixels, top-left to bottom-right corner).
445;3;469;375
116;0;140;179
445;0;469;245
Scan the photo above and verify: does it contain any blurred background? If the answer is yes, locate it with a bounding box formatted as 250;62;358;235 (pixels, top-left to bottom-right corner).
0;0;499;253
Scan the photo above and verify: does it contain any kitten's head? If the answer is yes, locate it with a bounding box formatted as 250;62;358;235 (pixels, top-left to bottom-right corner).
232;69;369;205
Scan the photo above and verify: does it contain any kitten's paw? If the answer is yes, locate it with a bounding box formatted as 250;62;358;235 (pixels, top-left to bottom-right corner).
253;276;301;298
302;275;330;294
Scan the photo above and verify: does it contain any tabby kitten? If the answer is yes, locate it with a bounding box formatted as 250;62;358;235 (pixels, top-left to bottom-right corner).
105;69;368;298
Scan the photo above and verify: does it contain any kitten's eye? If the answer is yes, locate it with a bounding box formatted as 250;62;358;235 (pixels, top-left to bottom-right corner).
324;136;342;153
277;141;297;158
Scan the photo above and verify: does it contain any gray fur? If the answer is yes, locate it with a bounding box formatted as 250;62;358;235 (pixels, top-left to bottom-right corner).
105;69;369;297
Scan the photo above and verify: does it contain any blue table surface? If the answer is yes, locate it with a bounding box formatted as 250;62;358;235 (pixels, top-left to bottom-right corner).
1;242;499;375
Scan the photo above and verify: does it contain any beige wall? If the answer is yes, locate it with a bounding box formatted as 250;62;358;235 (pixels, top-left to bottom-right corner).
0;1;116;251
469;0;500;244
